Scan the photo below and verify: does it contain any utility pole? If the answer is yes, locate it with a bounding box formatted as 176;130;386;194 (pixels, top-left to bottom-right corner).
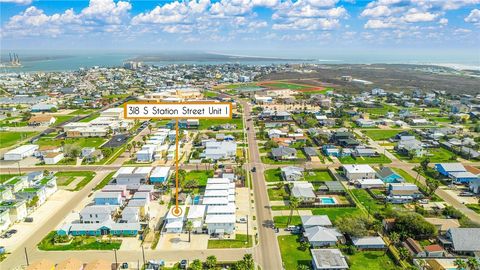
113;249;118;269
24;247;29;266
246;214;249;245
142;245;146;266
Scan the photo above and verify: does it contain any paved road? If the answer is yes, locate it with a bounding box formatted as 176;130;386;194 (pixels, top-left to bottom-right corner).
242;100;284;270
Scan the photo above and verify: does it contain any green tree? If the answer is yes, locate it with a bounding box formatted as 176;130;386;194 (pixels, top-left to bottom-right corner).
385;232;400;255
420;158;430;171
299;240;310;251
426;178;440;196
454;258;467;270
287;196;300;226
27;196;39;208
398;247;410;261
189;259;202;270
297;265;310;270
205;255;217;270
334;215;368;238
392;212;437;240
466;257;479;270
126;143;132;153
185;220;194;243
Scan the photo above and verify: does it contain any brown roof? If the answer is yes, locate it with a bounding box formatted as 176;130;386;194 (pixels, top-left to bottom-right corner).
44;152;62;158
38;145;61;151
84;259;111;270
424;244;444;252
28;115;55;123
465;165;480;175
56;258;83;270
403;237;424;254
26;259;55;270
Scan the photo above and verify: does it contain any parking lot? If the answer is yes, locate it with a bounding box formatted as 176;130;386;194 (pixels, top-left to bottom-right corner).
103;133;130;148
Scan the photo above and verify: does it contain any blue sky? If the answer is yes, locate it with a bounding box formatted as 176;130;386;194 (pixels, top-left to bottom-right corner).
0;0;479;57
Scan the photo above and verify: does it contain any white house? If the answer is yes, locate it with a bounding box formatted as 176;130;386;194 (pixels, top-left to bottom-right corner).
165;206;186;233
203;141;237;160
311;249;349;270
150;166;171;184
44;152;64;164
281;166;304;181
291;182;316;202
4;144;39;161
115;167;152;190
303;226;344;247
0;209;12;232
187;205;206;233
79;205;117;224
121;206;140;223
205;214;236;235
343;164;376;181
355;178;385;189
0;200;27;223
137;145;157;162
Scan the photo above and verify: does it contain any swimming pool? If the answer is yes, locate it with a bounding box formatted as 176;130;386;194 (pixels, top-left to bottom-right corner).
193;195;201;205
320;197;336;205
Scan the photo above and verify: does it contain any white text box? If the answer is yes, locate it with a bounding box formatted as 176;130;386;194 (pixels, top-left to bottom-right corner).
124;103;232;119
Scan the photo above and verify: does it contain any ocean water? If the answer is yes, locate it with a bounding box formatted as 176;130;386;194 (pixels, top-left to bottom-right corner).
0;51;478;73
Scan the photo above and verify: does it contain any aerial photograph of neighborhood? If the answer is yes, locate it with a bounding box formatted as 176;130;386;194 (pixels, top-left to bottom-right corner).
0;0;479;270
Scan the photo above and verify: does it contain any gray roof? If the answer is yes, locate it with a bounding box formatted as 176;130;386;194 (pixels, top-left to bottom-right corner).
311;249;348;270
271;147;296;157
292;185;315;199
377;167;398;179
80;205;117;215
304;147;319;156
301;215;332;227
436;163;466;172
352;236;385;247
448;228;480;251
325;181;345;192
304;226;342;242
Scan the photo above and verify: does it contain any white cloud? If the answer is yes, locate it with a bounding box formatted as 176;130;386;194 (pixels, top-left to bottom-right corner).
402;11;438;22
361;5;393;17
465;8;480;24
364;19;397;28
273;18;340;30
439;18;448;25
0;0;32;4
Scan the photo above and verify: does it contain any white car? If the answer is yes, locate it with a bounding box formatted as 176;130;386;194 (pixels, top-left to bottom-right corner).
237;217;247;223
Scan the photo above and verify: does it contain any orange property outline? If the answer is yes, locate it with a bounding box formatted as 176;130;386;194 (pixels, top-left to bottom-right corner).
123;101;233;120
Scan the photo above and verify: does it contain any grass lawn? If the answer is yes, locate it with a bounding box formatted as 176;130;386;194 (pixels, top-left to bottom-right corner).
263;82;311;90
271;207;361;223
54;171;96;191
339;154;392;164
93;172;115;191
69;109;97;115
362;104;399;115
0;174;18;184
466;204;480;214
264;168;282;182
185;170;214;186
274;216;302;228
204;91;219;98
351;189;383;215
54;115;75;125
38;231;122;251
268;186;289;201
362;129;404;141
0;131;36;148
278;235;312;270
348;251;400;270
36;137;106;148
207;234;252;249
261;156;305;165
79;112;100;122
198;118;243;130
394;148;456;163
304;170;334;182
395;168;443;202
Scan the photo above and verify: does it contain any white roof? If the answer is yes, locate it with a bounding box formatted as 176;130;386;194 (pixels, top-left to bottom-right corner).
187;205;206;219
437;163;466;172
352;236;385;246
389;183;418;190
206;178;231;184
202;197;229;205
450;172;478;178
205;183;230;190
114;167;135;177
134;166;153;174
5;144;38;155
151;167;170;177
356;179;384;185
165;220;183;229
207;203;236;215
94;191;122;199
166;206;186;219
204;190;229;197
205;214;236;224
343;164;375;174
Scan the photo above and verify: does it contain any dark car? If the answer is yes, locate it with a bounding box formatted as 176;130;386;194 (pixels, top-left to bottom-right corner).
7;229;17;234
251;167;256;172
179;260;188;269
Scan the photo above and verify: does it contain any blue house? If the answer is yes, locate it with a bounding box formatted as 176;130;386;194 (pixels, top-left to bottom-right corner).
449;172;479;184
94;191;123;205
377;167;404;183
58;222;140;237
150;167;170;184
435;163;466;177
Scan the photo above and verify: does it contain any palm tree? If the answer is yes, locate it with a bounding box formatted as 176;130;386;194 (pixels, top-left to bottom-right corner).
205;255;217;270
148;123;153;134
185;220;193;243
398;247;410;261
466;258;479;270
417;259;427;270
384;232;400;255
297;265;309;270
287;196;300;227
454;258;467;270
126;143;132;153
242;254;254;270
